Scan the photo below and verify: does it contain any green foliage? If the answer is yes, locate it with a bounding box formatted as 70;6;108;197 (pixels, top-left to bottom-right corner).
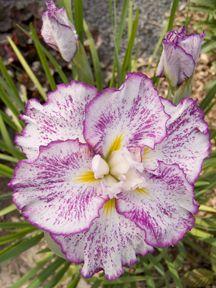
0;0;215;287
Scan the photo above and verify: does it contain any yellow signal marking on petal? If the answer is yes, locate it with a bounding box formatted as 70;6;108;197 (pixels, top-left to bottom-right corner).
106;134;124;159
135;188;148;194
74;171;97;183
142;147;151;160
103;198;116;215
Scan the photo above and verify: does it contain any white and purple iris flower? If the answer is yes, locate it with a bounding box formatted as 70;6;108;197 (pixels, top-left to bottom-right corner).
41;0;77;62
156;27;204;87
9;73;210;279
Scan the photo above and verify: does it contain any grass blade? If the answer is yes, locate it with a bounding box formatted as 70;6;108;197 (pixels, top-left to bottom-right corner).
30;24;56;91
120;8;140;83
0;57;24;110
0;163;13;177
7;37;46;100
28;257;65;288
10;255;53;288
73;0;84;42
84;21;103;89
0;204;16;217
0;233;43;263
167;0;180;31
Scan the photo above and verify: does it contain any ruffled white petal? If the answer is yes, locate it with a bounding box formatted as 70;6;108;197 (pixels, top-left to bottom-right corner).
16;81;97;160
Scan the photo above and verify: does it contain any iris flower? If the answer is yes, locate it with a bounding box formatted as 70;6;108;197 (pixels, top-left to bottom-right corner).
156;27;204;87
10;73;210;279
41;0;77;62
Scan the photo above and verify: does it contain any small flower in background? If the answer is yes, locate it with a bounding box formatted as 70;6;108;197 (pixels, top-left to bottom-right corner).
9;73;210;280
41;0;78;62
156;27;204;87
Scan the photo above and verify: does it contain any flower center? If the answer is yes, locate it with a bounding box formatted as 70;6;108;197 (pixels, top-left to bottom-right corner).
91;148;144;198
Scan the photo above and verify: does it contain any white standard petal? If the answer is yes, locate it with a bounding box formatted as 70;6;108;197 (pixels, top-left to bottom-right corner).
84;73;169;157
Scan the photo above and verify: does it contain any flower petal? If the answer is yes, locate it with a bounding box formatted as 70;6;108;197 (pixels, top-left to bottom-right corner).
16;81;97;160
143;98;210;183
179;34;203;63
117;162;198;247
162;41;195;86
84;73;168;157
52;201;153;280
41;1;77;62
10;139;106;235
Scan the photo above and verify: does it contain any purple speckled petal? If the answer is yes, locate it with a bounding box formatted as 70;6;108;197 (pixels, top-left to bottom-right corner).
9;139;106;235
179;34;204;63
162;41;195;86
84;73;169;156
117;161;198;247
41;0;77;62
52;204;153;280
16;81;97;160
143;98;210;183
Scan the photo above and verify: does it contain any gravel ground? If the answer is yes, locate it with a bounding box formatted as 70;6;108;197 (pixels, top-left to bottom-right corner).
0;0;172;63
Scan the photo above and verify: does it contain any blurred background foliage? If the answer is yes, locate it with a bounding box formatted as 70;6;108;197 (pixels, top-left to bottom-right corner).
0;0;215;287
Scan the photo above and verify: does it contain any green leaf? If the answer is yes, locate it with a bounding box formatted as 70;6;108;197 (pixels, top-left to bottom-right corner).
0;109;22;132
0;113;13;149
0;204;16;217
67;273;80;288
0;233;43;263
166;260;183;288
84;21;103;90
0;163;13;177
10;254;53;288
189;227;213;239
183;268;214;287
62;0;73;22
0;227;36;245
211;246;216;272
199;205;216;213
167;0;180;31
43;45;68;83
73;0;84;42
44;262;70;288
30;24;56;91
72;43;94;84
28;257;65;288
0;221;32;229
7;37;47;100
120;8;140;83
0;152;18;163
0;57;24;111
200;80;216;112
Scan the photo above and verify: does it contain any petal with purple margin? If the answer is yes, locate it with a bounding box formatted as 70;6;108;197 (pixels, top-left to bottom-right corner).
9;139;106;235
162;41;195;86
117;162;198;247
41;1;77;62
16;81;97;160
52;200;153;280
84;73;169;157
179;34;204;63
143;98;210;183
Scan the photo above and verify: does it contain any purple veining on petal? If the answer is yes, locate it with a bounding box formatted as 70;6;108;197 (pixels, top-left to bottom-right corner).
143;97;211;183
15;80;97;160
52;206;154;280
9;139;106;235
156;27;204;86
84;72;169;156
116;161;198;247
41;1;78;61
